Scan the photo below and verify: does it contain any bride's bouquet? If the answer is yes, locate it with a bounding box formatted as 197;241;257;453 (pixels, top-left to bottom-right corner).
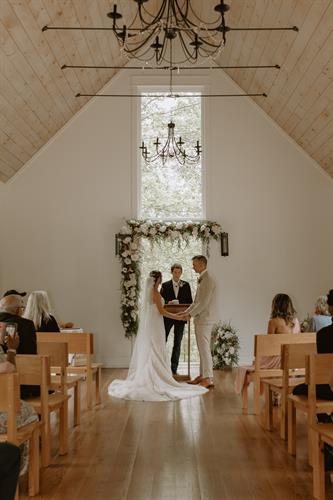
211;321;239;369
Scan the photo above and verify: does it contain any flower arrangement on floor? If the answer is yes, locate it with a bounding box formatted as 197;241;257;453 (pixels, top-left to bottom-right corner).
211;321;240;369
117;219;222;338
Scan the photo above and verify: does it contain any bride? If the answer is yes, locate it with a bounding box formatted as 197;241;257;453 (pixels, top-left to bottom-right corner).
108;270;208;401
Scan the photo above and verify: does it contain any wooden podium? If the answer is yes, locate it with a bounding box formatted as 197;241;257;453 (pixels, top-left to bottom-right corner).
164;303;191;379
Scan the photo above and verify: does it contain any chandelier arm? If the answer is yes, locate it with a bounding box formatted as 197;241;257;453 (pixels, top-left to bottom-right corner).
138;0;167;26
177;31;199;62
121;27;160;55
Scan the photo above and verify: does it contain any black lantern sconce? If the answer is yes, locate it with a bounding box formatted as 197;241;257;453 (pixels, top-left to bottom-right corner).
115;233;121;256
221;232;229;256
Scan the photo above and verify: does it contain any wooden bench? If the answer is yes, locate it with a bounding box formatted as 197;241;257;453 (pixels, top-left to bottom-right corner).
36;332;102;409
288;353;333;463
242;332;315;415
262;342;316;439
37;341;82;426
0;372;41;497
16;354;70;468
312;424;333;500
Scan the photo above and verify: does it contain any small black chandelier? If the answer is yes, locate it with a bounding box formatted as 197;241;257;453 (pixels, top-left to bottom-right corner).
140;121;201;166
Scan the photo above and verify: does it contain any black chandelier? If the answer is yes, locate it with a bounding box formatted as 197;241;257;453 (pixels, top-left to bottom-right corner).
140;120;201;166
107;0;230;65
43;1;298;69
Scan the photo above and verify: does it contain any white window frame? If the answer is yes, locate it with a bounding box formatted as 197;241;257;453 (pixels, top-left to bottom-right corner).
131;75;210;221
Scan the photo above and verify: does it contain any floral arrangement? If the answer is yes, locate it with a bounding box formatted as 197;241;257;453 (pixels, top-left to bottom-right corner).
300;314;312;332
117;219;222;338
211;321;240;369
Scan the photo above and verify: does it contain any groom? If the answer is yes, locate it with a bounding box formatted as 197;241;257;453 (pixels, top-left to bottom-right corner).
179;255;216;389
160;263;193;376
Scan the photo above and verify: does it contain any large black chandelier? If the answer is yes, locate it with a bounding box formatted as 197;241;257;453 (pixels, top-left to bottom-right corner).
107;0;230;65
140;120;201;166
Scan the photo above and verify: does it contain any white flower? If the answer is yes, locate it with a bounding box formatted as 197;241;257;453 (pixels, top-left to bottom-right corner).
131;253;139;262
160;225;166;232
140;224;148;234
212;224;221;235
200;224;206;232
175;222;183;230
229;347;235;355
130;242;138;250
120;225;132;235
121;251;129;258
125;258;131;265
149;227;157;236
192;227;198;237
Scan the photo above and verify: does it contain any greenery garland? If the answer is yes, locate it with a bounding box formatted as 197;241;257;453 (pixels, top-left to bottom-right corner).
211;321;240;369
117;219;222;338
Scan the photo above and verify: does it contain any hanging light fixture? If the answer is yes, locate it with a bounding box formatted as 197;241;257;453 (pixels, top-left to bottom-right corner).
140;120;201;166
107;0;230;65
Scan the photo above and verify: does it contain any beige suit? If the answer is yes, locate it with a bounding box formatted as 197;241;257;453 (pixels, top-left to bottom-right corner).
185;271;216;379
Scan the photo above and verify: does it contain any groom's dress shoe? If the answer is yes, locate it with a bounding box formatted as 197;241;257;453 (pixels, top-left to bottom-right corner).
187;375;203;385
199;378;214;389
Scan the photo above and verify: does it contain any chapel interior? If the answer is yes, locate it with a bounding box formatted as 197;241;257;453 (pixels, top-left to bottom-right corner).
0;1;333;499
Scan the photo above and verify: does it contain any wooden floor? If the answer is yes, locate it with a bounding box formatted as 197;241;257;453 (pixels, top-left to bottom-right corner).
20;369;333;500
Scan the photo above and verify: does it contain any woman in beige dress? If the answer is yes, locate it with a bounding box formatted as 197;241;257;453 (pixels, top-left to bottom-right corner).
235;293;300;394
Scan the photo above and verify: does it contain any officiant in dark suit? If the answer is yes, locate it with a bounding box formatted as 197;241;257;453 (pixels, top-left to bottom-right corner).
160;263;192;375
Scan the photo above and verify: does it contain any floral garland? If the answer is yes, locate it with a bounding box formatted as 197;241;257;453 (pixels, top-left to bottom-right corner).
211;321;239;369
117;219;222;338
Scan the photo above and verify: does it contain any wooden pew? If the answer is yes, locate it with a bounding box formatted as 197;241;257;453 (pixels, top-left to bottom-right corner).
242;332;316;415
16;354;70;468
262;342;317;438
37;341;82;426
288;353;333;463
36;332;102;410
0;372;40;497
312;424;333;500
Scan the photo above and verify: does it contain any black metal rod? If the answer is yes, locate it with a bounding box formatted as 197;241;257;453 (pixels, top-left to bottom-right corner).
43;25;298;32
76;92;267;98
62;64;279;70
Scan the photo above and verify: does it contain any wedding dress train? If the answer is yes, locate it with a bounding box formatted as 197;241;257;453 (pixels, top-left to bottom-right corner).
108;279;208;402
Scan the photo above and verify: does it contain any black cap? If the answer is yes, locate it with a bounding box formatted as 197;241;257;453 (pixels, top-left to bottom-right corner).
327;290;333;307
3;289;27;298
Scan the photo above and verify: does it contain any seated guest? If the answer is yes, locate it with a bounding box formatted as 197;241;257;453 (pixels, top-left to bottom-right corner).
0;295;38;398
293;289;333;403
0;323;38;476
0;443;20;500
23;290;60;332
235;293;300;394
309;295;332;332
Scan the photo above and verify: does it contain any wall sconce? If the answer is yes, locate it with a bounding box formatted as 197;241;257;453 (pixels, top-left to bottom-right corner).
115;234;121;256
221;232;229;256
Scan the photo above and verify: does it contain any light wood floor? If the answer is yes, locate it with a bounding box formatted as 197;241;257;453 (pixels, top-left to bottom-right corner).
20;369;333;500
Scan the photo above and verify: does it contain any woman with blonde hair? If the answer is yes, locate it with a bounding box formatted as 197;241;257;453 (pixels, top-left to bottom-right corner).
309;295;331;332
23;291;60;332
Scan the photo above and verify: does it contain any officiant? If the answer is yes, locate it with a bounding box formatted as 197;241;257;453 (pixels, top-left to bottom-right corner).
160;263;193;376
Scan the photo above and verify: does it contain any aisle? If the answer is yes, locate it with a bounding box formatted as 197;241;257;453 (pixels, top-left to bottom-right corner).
20;369;330;500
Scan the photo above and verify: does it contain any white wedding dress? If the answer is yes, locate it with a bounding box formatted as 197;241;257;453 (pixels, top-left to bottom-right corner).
108;278;208;402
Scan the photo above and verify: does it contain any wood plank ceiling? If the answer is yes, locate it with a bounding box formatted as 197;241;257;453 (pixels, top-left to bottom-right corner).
0;0;332;183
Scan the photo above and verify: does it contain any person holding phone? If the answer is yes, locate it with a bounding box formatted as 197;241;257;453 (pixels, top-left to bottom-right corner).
0;323;38;476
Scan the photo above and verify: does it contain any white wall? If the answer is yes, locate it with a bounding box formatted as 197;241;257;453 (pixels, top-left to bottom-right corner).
0;68;332;365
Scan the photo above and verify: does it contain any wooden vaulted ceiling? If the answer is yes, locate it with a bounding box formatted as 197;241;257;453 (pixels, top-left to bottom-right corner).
0;0;332;183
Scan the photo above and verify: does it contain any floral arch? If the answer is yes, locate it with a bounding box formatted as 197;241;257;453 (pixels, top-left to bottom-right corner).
117;219;222;338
